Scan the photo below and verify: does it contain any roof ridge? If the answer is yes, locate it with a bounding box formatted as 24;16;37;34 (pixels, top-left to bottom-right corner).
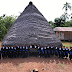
19;1;43;17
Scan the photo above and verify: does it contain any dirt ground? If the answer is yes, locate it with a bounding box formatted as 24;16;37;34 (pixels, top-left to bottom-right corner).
0;56;72;72
0;42;72;72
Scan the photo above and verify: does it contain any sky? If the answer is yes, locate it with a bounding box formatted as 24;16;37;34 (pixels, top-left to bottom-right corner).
0;0;72;22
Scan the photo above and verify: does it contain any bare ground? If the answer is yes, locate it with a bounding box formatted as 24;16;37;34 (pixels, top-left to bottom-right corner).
0;57;72;72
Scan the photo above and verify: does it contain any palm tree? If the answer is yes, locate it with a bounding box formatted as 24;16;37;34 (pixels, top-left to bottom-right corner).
62;2;72;21
63;2;71;13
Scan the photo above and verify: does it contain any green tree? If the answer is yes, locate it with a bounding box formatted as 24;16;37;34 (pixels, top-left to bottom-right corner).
0;14;17;41
64;20;72;27
54;17;65;27
49;21;54;29
60;13;69;22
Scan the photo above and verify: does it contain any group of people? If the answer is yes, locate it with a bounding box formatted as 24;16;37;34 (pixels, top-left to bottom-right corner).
0;44;72;60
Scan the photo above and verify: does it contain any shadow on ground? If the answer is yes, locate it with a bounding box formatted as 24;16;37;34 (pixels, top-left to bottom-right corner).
0;56;72;66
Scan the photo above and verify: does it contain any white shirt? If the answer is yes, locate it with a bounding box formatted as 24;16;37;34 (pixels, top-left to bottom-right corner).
6;47;8;49
18;46;19;48
35;46;36;48
20;47;22;49
59;48;61;50
26;47;28;49
14;48;16;50
23;47;25;49
51;47;53;48
30;46;32;48
66;48;68;50
41;47;43;50
44;47;46;49
11;47;13;49
47;46;49;48
9;47;10;49
38;47;40;49
55;47;57;49
69;49;71;51
2;47;4;49
63;48;65;50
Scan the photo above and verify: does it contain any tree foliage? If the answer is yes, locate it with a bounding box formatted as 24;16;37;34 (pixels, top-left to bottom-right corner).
0;14;17;41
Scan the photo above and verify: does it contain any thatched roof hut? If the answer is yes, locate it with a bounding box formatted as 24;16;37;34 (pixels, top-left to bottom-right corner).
2;2;62;47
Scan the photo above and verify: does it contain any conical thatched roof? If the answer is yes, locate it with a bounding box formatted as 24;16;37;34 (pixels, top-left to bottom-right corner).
2;2;62;47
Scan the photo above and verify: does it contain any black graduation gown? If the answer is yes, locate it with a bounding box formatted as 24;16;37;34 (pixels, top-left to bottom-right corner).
1;47;5;59
44;47;47;54
34;45;37;57
10;47;14;58
8;47;11;58
55;47;58;56
50;47;54;55
29;45;33;56
19;47;22;57
62;48;66;58
58;48;62;58
16;46;20;57
41;47;44;56
44;47;47;58
22;46;25;58
13;47;17;58
65;48;69;57
69;49;72;60
5;47;9;58
47;46;51;57
38;46;41;56
25;46;28;57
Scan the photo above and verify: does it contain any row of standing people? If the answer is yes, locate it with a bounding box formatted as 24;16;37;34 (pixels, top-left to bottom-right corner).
0;44;72;60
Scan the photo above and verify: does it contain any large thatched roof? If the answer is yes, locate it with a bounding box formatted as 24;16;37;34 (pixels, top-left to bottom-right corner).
2;2;62;47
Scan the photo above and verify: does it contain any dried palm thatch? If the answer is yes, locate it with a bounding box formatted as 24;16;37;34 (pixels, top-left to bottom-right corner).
2;2;62;47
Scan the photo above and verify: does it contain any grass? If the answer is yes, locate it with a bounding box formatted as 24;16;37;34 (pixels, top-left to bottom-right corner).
58;63;66;69
57;68;58;69
18;63;23;68
18;66;21;68
62;42;72;48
